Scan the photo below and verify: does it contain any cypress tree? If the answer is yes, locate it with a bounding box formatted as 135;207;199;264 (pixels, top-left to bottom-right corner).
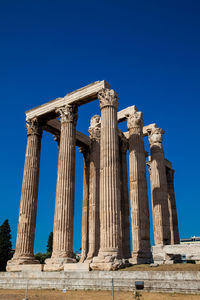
46;232;53;255
0;219;12;271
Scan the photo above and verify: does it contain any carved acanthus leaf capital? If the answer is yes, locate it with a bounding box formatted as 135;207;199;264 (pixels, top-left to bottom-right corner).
127;111;143;132
26;117;42;136
88;115;101;140
56;104;78;125
98;88;118;110
147;127;164;147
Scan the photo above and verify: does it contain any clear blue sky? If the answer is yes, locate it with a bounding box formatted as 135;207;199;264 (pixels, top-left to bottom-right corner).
0;0;199;253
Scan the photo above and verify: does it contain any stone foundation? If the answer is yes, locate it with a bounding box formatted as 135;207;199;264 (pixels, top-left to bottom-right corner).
0;271;200;294
6;264;43;272
153;243;200;264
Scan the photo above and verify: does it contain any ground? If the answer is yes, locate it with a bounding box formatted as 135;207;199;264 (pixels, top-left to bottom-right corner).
121;263;200;271
0;290;200;300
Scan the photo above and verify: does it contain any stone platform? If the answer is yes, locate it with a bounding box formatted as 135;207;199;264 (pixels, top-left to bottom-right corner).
0;271;200;294
153;244;200;264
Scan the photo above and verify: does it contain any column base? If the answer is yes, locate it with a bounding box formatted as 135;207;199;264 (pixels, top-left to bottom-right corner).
44;257;76;271
90;252;126;271
129;250;153;265
6;256;40;272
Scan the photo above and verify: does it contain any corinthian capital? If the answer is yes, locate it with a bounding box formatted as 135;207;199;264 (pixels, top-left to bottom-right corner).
26;117;42;136
127;110;143;132
56;104;78;125
98;88;118;110
147;127;164;147
88;115;101;140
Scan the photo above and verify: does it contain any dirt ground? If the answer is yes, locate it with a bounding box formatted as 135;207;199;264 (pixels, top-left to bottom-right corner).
0;290;200;300
121;263;200;271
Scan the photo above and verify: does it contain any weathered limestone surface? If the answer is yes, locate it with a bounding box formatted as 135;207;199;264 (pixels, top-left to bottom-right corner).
147;127;171;245
64;262;90;272
153;244;200;264
91;89;122;270
80;147;90;262
87;115;101;261
1;271;200;294
7;118;42;271
119;131;131;259
45;105;77;271
166;163;179;245
127;109;151;264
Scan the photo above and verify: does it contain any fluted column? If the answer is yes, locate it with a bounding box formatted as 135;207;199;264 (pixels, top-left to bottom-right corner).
166;166;179;244
87;115;101;260
119;132;131;259
7;118;42;268
45;105;77;270
128;109;151;264
80;146;90;262
96;88;121;261
147;127;171;245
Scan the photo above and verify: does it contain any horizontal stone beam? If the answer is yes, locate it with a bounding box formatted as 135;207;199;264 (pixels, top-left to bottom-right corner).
46;119;158;147
26;80;110;121
117;107;158;137
117;105;137;123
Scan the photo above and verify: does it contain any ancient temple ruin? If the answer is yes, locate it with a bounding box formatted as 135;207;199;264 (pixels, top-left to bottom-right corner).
7;80;179;271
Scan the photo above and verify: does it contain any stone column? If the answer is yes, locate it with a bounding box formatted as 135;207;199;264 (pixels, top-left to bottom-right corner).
166;165;179;244
80;146;90;262
7;118;42;271
119;132;131;259
45;105;77;271
127;109;151;264
87;115;101;261
147;127;171;245
91;88;122;270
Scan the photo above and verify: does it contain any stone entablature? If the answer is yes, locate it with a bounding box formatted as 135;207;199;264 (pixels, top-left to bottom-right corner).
7;81;180;272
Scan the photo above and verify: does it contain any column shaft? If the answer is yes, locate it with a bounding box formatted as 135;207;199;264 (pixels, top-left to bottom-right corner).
98;89;121;257
46;105;77;269
8;118;42;267
128;111;151;263
148;127;171;245
166;167;179;244
87;115;101;260
119;133;131;259
80;148;90;262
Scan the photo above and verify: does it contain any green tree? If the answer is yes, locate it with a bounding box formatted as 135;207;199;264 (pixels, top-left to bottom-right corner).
34;252;48;264
46;232;53;255
0;219;12;271
34;232;53;264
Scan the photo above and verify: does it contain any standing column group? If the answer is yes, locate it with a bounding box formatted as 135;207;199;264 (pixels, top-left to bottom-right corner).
8;87;180;272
